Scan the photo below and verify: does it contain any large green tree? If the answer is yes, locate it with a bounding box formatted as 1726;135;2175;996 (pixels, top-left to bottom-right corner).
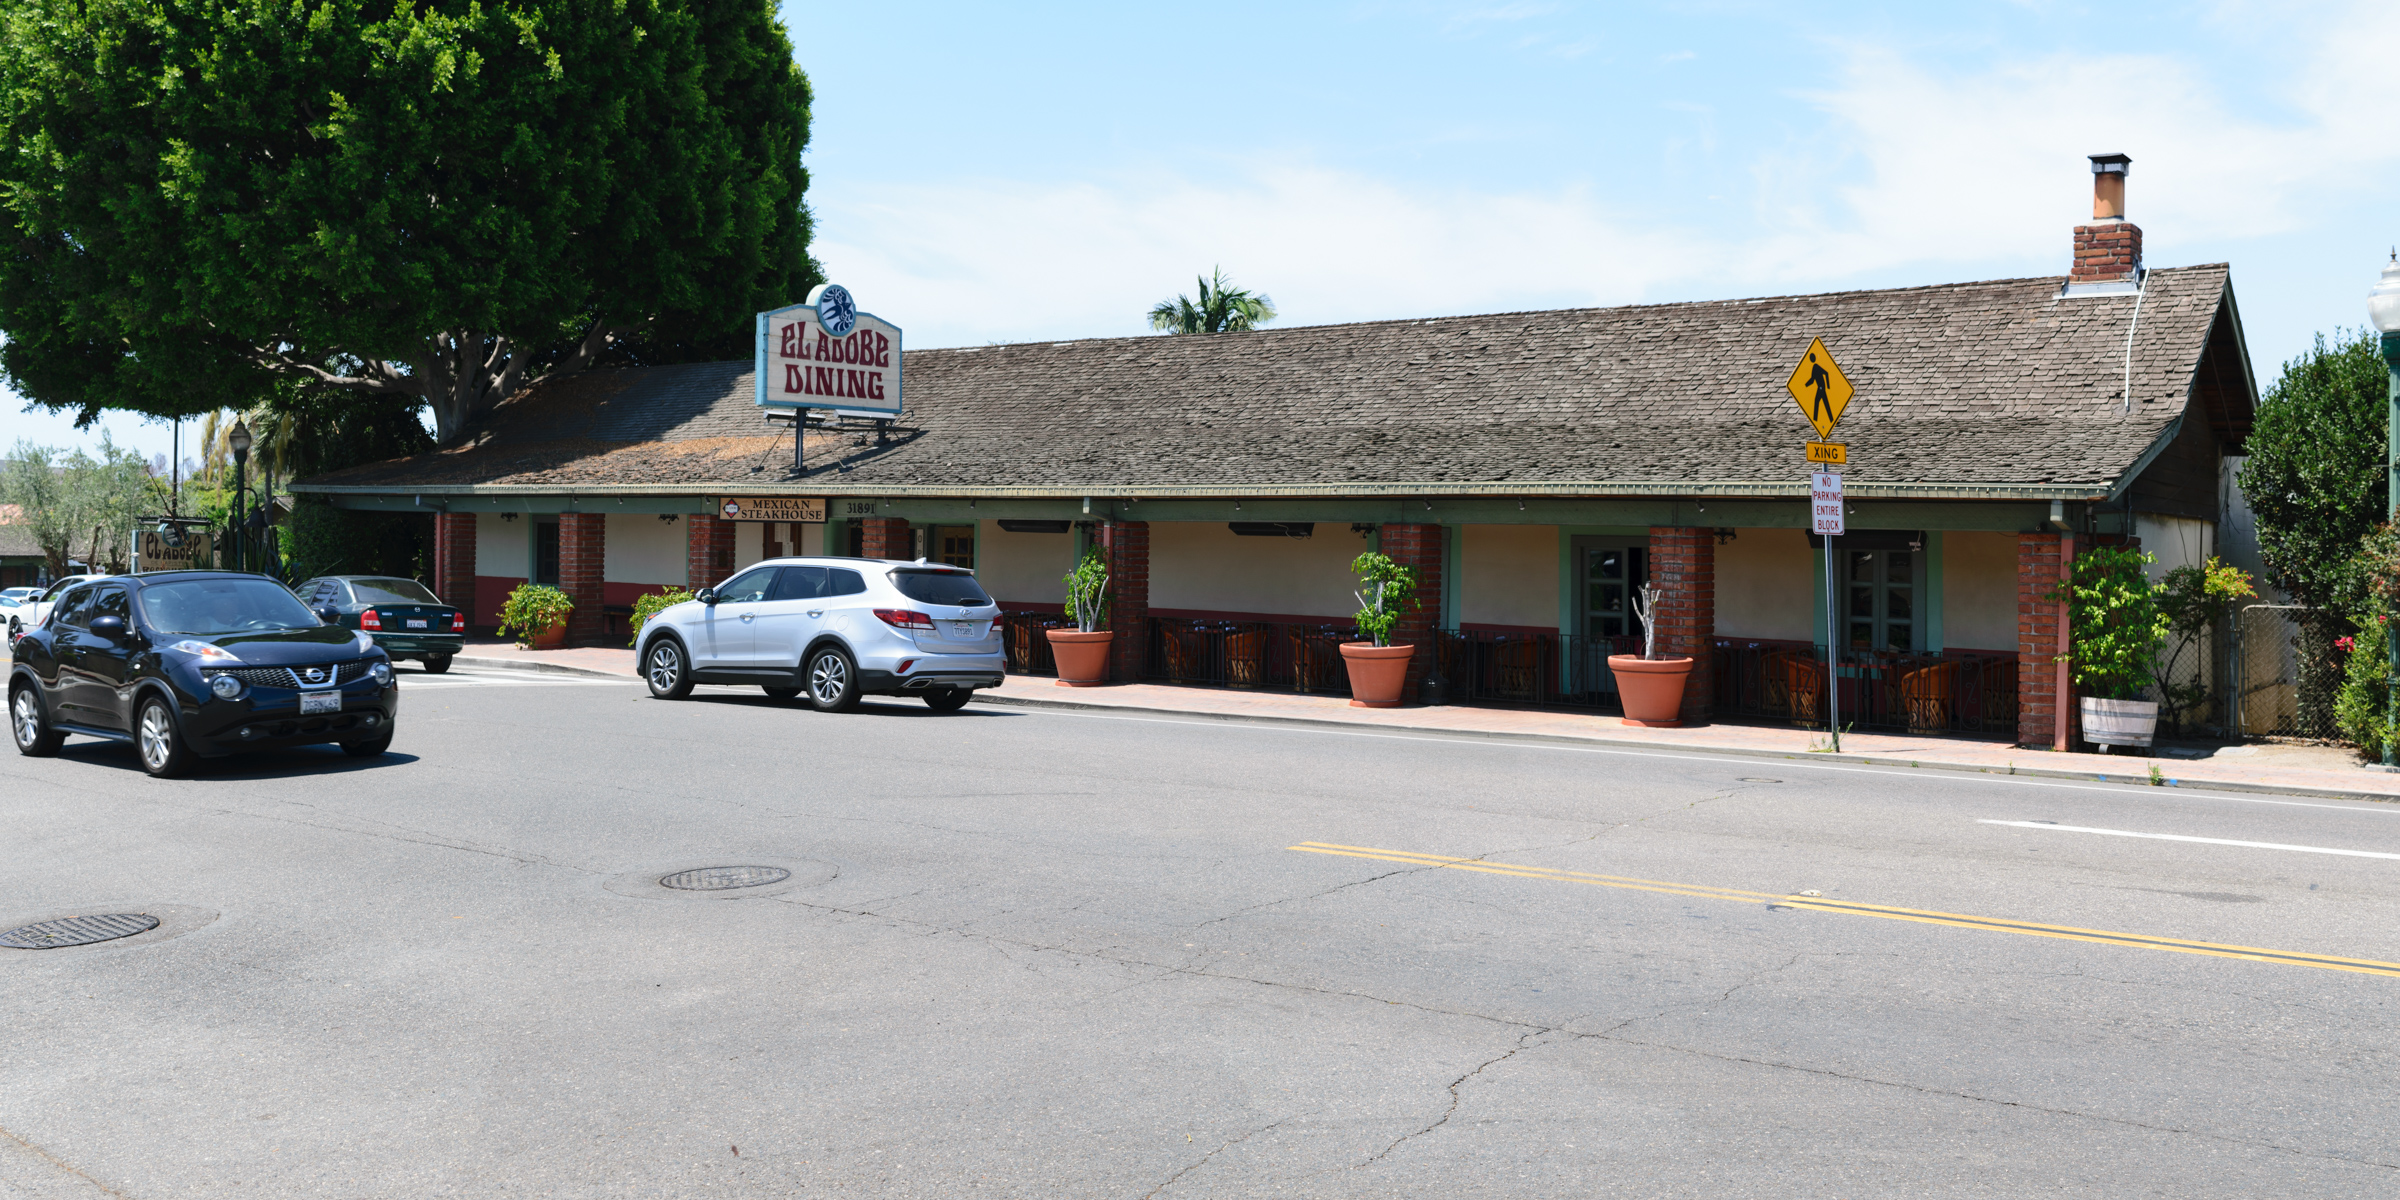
0;0;818;444
2238;329;2391;607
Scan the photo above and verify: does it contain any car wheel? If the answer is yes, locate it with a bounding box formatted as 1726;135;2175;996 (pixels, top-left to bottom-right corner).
422;653;453;675
11;684;64;757
923;688;971;712
135;696;194;778
645;638;694;700
806;646;860;713
763;686;802;701
342;726;395;758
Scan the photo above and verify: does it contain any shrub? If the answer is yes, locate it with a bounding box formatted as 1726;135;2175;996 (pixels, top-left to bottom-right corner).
1062;549;1109;632
628;588;693;646
2055;546;2169;701
497;584;573;645
2335;616;2393;760
1350;552;1418;647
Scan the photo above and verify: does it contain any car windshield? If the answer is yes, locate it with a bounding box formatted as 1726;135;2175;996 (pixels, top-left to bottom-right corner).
350;577;440;605
139;578;325;635
888;569;991;607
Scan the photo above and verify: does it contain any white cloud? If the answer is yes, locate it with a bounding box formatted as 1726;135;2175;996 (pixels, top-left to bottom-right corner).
814;5;2400;348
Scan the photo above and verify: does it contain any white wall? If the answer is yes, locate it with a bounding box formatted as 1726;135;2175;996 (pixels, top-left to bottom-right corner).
977;520;1071;605
476;512;528;577
733;521;763;571
605;513;685;585
1150;522;1366;617
2136;514;2214;581
1945;532;2019;653
1716;527;1814;641
1459;525;1557;628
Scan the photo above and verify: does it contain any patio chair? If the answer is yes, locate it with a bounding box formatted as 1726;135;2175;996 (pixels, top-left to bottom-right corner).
1224;627;1268;686
1491;638;1539;701
1784;655;1827;726
1899;660;1958;733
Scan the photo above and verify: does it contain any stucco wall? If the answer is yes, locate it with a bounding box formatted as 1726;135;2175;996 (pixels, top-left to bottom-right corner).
733;521;763;571
1150;522;1365;617
1945;531;2018;652
1459;525;1558;628
1716;527;1814;641
2135;514;2214;580
476;512;528;577
606;513;686;585
977;520;1072;605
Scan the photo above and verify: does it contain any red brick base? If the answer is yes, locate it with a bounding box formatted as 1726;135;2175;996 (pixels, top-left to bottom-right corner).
686;514;735;590
1378;524;1445;703
559;513;606;647
2017;533;2073;749
1101;521;1149;683
1648;527;1716;723
432;512;476;613
862;517;910;560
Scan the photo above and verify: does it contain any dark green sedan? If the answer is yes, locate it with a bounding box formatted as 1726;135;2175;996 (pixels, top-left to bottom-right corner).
293;576;465;673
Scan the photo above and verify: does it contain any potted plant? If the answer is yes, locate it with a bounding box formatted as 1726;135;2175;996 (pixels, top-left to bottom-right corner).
1341;551;1418;707
1608;582;1695;727
1046;549;1112;686
498;583;574;650
2057;545;2171;751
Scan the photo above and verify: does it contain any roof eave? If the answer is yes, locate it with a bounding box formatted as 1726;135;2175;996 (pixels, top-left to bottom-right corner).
288;479;2116;502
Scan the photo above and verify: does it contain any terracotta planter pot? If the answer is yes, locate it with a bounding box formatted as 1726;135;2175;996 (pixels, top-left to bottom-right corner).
1046;629;1115;686
524;621;568;650
1609;654;1695;727
1340;642;1416;708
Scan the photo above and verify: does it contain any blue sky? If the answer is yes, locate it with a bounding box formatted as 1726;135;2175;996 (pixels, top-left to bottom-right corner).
14;0;2399;460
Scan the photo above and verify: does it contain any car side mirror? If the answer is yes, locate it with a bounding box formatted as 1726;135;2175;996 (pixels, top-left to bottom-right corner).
316;606;341;624
88;614;128;641
697;588;719;606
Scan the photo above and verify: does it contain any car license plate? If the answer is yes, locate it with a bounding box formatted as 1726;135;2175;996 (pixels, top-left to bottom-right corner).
406;619;428;629
299;691;340;715
951;621;979;638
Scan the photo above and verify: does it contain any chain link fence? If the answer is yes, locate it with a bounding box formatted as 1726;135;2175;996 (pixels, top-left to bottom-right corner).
2232;604;2348;739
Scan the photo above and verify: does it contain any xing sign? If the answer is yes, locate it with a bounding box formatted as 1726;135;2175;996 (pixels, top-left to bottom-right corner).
1785;338;1854;440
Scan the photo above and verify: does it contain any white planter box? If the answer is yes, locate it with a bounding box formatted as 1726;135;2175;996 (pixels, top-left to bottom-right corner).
2081;697;2159;748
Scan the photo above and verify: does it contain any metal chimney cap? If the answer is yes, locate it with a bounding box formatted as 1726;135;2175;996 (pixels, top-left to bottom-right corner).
2089;153;2131;175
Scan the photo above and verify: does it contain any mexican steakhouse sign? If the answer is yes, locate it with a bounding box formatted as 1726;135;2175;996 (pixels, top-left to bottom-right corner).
754;283;902;417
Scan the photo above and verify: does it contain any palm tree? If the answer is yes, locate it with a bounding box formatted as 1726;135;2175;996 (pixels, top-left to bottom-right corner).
1147;267;1277;335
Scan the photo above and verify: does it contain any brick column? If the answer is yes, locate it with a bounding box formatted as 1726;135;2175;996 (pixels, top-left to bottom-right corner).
2016;533;2077;749
432;512;476;614
1648;527;1717;723
1100;520;1149;683
558;512;606;646
1378;523;1446;703
862;516;911;560
686;513;735;589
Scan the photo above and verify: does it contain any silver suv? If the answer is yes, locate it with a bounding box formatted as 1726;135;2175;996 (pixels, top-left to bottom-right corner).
636;557;1005;711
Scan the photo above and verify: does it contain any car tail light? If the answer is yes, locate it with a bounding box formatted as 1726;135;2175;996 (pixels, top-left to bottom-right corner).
450;610;466;632
874;608;935;631
360;608;382;631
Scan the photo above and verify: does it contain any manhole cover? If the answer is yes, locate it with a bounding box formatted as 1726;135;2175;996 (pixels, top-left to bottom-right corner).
659;866;791;892
0;913;159;949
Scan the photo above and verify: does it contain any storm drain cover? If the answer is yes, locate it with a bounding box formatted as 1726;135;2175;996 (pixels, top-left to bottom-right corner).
0;914;159;949
660;866;790;892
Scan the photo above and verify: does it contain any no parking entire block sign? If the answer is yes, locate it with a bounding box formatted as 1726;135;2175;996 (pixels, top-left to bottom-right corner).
1810;472;1845;536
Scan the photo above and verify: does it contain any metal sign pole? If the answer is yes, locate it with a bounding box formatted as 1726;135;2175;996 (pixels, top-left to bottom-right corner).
1825;535;1840;752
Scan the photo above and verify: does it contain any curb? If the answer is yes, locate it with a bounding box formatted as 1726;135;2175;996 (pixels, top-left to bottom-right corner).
451;653;637;681
971;691;2400;805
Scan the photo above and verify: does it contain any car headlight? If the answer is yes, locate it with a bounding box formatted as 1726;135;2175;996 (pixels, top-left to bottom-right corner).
208;673;244;700
170;640;243;665
369;660;392;686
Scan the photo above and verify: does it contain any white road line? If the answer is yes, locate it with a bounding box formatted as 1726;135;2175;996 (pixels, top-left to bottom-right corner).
1978;820;2400;860
993;706;2400;815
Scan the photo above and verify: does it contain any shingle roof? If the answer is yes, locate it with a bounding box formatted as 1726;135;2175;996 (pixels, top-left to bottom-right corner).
295;264;2245;499
0;522;42;558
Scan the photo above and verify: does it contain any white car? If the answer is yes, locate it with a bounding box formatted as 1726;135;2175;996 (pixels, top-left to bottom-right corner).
8;576;105;639
635;557;1005;711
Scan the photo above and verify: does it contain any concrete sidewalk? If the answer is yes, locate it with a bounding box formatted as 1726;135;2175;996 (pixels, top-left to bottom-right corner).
454;639;2399;802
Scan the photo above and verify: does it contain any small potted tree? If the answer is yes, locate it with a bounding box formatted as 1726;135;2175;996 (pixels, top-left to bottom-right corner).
2058;545;2171;751
1341;552;1418;707
1608;582;1696;726
498;583;575;650
1047;548;1113;686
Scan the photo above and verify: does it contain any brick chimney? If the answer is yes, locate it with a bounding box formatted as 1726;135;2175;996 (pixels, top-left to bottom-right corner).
2067;153;2140;292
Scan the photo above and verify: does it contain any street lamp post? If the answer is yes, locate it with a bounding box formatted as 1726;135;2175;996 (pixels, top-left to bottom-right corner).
228;419;253;574
2367;253;2400;766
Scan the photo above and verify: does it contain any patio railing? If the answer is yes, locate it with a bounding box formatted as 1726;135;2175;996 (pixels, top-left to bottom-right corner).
1430;629;1643;710
1712;640;2017;736
999;610;1069;677
1142;617;1359;695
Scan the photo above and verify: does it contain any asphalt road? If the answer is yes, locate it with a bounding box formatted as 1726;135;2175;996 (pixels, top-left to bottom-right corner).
6;666;2400;1197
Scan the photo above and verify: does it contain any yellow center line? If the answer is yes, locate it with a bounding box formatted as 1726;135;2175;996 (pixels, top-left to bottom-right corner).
1289;842;2400;979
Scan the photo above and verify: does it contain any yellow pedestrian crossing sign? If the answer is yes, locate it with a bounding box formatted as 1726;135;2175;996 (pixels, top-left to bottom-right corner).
1786;338;1853;439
